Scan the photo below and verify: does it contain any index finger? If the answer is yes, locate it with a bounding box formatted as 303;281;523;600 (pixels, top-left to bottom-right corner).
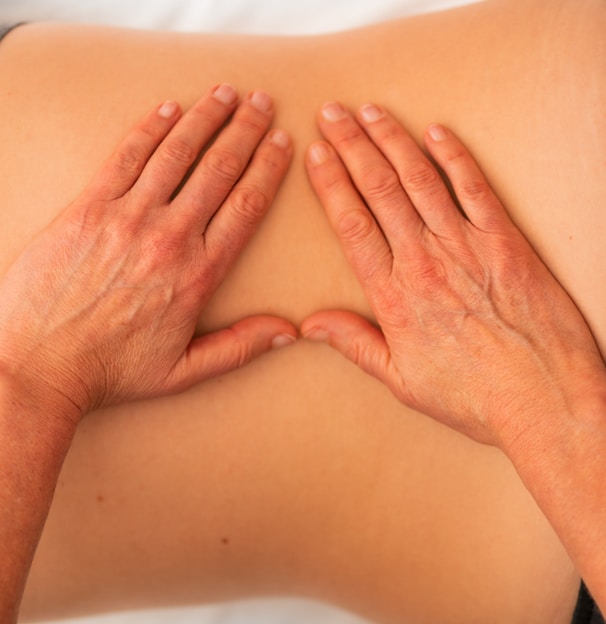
315;101;423;249
305;138;395;288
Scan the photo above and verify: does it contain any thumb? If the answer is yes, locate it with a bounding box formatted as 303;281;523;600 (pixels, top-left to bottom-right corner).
166;315;298;392
301;310;395;387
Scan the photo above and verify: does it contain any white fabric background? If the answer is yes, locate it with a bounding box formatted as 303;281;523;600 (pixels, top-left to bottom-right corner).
3;0;479;34
1;0;480;622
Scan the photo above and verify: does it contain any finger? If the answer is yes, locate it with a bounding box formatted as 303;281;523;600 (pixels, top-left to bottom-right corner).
164;315;298;392
135;83;241;203
202;127;293;274
301;310;396;389
305;139;394;288
317;102;422;247
175;89;276;225
87;100;182;200
424;124;514;234
357;105;466;238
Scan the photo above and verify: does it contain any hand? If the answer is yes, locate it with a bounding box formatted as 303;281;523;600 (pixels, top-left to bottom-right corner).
0;84;296;426
302;102;606;447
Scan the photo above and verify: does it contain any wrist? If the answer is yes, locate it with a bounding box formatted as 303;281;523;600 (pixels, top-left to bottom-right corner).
495;375;606;599
494;358;606;453
498;374;606;510
0;366;81;446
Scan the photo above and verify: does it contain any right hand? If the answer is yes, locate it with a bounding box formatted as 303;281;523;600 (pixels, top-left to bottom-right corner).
302;102;606;447
0;84;296;426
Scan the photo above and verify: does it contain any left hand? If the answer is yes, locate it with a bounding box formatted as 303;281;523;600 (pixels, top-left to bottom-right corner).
302;102;606;447
0;85;296;426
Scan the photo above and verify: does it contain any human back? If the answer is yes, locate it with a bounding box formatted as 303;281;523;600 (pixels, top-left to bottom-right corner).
0;0;604;621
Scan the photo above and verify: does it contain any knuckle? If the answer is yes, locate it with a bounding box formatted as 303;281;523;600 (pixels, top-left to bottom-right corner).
374;122;403;146
442;144;468;166
321;171;352;197
408;259;447;298
204;148;244;183
256;141;288;173
234;339;253;369
109;213;142;241
145;228;183;262
441;146;493;202
458;176;492;203
113;144;147;177
230;185;268;225
234;113;269;138
162;137;197;167
360;166;402;203
334;125;366;150
402;162;442;195
336;207;375;246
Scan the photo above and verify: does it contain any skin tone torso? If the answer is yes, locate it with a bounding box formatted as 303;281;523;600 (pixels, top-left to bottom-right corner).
0;0;604;622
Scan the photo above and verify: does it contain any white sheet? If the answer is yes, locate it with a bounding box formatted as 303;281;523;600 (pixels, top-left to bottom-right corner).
1;1;481;623
2;0;480;33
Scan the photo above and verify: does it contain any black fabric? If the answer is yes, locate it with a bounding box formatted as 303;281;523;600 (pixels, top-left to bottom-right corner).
572;582;605;624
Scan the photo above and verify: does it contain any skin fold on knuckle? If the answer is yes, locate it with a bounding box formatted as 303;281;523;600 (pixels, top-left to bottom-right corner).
335;206;376;251
219;326;255;370
373;121;403;147
360;165;402;204
458;176;492;204
112;142;148;179
203;148;244;185
141;227;186;269
407;257;449;301
190;98;228;125
255;143;287;177
161;136;198;169
333;125;366;150
234;113;269;140
401;161;442;197
230;185;269;227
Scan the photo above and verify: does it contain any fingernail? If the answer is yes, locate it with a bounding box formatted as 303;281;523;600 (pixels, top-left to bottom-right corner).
303;328;329;343
269;129;291;149
308;143;330;166
271;334;297;349
428;123;448;142
212;83;238;106
359;104;384;123
250;90;273;113
157;100;179;119
321;102;347;122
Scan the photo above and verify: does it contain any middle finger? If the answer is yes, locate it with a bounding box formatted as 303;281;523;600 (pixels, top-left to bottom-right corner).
175;89;276;226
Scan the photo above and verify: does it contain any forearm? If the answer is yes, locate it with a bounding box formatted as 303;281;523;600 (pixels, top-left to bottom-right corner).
503;387;606;612
0;375;76;622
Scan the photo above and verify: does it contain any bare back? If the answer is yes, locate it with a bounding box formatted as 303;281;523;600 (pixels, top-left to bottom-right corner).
0;1;605;622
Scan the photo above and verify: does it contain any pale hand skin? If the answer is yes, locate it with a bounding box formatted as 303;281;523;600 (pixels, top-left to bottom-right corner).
0;84;295;622
302;101;606;609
